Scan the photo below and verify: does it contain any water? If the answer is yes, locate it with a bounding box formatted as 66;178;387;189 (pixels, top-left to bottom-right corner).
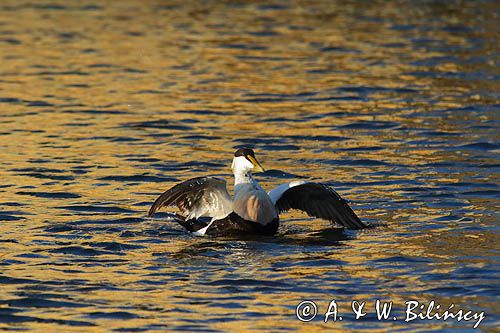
0;0;499;331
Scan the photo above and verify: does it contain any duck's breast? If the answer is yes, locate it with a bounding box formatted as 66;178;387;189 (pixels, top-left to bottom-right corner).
233;184;277;225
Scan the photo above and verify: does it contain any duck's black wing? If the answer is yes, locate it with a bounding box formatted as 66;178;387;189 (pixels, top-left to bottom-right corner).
148;176;232;221
271;182;368;230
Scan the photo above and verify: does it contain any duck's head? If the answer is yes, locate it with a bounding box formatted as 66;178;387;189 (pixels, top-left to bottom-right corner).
231;148;265;175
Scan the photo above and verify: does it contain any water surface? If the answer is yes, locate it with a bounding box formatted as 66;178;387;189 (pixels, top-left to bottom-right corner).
0;0;499;332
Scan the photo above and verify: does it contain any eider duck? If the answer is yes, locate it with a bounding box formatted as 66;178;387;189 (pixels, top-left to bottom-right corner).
148;148;368;236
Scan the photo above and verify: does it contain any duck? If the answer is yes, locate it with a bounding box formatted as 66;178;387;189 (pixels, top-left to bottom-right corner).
148;148;368;236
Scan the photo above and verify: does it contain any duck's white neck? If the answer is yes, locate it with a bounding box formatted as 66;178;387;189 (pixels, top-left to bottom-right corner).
231;155;258;187
234;170;255;186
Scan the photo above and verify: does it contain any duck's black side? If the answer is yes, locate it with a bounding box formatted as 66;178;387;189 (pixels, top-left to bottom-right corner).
175;212;279;236
208;212;279;236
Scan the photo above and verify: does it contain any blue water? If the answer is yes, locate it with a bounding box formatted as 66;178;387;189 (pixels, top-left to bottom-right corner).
0;0;498;331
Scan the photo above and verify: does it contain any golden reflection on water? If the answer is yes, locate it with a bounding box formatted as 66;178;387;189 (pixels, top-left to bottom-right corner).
0;0;498;332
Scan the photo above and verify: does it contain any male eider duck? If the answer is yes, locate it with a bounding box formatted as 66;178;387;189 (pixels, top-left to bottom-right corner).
148;148;368;236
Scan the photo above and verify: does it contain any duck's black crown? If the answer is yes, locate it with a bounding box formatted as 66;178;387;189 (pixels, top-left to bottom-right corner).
234;148;255;158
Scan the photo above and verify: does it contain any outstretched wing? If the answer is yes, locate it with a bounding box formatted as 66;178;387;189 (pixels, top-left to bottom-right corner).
269;182;368;230
148;176;233;220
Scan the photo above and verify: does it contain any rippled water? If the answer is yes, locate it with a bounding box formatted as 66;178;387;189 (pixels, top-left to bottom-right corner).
0;1;499;332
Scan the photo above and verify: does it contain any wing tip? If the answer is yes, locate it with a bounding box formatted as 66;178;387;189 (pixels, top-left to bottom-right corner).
147;189;178;218
340;211;371;230
148;197;165;217
340;211;368;230
349;221;370;230
148;200;162;217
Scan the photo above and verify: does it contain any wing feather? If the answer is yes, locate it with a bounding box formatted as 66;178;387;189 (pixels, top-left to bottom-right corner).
273;182;368;230
148;176;232;220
